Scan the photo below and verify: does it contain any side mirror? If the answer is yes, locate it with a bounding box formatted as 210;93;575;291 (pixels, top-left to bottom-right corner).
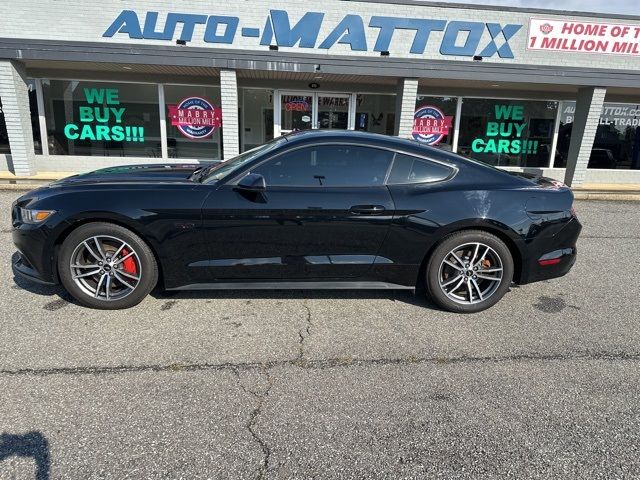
236;173;266;192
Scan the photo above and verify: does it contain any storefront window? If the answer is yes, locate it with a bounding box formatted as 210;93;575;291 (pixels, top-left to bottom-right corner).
355;94;396;135
458;98;558;167
555;102;640;170
42;80;161;157
0;97;9;154
164;84;222;160
240;88;273;152
413;96;458;150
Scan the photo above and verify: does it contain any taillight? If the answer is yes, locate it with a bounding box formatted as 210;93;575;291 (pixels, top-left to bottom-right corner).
538;258;562;266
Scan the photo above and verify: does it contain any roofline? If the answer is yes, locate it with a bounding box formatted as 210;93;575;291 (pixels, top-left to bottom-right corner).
3;38;640;89
347;0;640;22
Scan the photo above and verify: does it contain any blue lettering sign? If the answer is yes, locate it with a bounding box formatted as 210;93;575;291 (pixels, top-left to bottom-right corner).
204;16;238;44
478;23;522;58
102;9;522;59
318;15;367;51
261;10;324;48
369;17;446;54
103;10;143;39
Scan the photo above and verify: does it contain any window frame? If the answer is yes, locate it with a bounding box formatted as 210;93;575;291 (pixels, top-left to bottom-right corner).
225;141;458;188
229;142;395;188
386;152;458;186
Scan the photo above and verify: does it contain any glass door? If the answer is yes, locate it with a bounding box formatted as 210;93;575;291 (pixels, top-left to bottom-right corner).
280;93;313;134
276;91;354;135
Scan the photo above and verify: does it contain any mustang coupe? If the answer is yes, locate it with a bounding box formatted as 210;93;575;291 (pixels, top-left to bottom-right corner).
12;131;581;313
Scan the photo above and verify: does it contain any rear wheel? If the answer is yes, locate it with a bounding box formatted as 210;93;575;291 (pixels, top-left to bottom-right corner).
58;222;158;309
426;230;514;313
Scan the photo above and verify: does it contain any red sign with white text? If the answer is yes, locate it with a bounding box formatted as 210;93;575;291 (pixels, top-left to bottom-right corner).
528;18;640;56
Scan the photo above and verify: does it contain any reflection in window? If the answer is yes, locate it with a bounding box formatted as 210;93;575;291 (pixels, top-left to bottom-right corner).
458;98;558;167
164;84;222;160
27;80;43;154
555;102;640;170
253;145;394;187
1;82;43;156
0;97;9;154
42;80;161;157
388;154;453;184
355;94;396;136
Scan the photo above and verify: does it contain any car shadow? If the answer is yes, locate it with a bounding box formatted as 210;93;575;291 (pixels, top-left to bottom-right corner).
0;431;50;480
152;287;440;310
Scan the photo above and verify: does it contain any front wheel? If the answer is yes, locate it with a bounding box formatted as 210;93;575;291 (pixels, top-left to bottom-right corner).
58;222;158;309
426;230;514;313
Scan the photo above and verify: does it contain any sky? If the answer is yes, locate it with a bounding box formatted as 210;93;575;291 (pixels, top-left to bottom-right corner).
432;0;639;15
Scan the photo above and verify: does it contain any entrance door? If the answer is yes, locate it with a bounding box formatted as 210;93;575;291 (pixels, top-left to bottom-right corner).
277;91;354;135
280;93;314;134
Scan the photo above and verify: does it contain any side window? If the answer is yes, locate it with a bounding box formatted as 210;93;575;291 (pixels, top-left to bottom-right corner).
252;145;394;187
387;153;453;184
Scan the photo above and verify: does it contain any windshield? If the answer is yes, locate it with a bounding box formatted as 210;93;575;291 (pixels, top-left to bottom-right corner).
201;136;288;183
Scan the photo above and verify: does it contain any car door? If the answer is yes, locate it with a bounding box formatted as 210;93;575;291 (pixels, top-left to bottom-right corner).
200;143;396;280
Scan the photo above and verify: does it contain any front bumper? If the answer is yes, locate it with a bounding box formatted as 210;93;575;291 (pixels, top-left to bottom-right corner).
13;252;57;285
12;224;58;285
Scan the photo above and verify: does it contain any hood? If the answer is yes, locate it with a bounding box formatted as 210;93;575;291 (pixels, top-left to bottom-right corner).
49;163;216;186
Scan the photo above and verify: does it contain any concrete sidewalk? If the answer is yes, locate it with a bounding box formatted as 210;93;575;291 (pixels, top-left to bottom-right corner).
1;171;640;200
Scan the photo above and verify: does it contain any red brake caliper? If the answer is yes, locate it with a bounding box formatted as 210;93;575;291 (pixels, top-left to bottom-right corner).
120;248;138;275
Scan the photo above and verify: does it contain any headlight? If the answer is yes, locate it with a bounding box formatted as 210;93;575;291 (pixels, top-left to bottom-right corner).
19;208;56;224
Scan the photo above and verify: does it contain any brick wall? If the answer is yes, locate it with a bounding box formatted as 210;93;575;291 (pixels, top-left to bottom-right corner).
564;87;607;187
396;78;418;139
220;70;239;160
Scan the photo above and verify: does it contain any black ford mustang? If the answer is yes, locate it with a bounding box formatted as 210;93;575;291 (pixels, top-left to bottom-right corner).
11;131;581;313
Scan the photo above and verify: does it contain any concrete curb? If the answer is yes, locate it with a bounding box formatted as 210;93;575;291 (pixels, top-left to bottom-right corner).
0;184;43;191
2;183;640;201
572;192;640;201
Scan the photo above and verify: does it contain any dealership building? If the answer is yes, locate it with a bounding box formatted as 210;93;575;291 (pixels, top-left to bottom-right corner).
1;0;640;186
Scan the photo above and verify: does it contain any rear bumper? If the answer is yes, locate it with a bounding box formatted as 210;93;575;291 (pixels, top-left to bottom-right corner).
519;217;582;284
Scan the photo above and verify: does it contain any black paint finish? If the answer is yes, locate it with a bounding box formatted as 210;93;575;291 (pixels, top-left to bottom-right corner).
11;131;581;291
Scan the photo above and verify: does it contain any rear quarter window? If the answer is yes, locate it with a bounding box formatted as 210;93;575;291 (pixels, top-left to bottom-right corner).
387;153;454;184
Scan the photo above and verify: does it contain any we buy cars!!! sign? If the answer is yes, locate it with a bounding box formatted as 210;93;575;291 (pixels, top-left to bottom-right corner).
528;18;640;55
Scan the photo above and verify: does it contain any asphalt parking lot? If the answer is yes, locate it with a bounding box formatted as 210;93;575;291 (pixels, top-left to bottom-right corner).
0;190;639;479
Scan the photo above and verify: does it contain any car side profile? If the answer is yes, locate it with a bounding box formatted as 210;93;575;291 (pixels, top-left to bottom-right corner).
12;130;581;313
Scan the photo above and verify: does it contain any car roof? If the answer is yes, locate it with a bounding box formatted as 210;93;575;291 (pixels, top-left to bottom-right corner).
284;129;414;147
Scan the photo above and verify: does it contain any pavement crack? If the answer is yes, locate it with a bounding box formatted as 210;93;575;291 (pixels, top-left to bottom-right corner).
234;367;273;480
3;351;640;378
295;300;313;365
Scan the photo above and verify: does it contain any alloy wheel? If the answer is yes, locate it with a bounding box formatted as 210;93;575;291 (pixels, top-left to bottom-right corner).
69;235;142;301
438;242;504;305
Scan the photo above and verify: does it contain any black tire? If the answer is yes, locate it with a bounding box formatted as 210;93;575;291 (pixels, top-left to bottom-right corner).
425;230;514;313
58;222;158;309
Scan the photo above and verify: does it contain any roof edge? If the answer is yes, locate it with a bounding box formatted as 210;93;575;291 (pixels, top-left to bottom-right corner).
345;0;640;22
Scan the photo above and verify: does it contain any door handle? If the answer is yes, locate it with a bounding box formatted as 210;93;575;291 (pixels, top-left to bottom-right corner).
349;205;387;215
